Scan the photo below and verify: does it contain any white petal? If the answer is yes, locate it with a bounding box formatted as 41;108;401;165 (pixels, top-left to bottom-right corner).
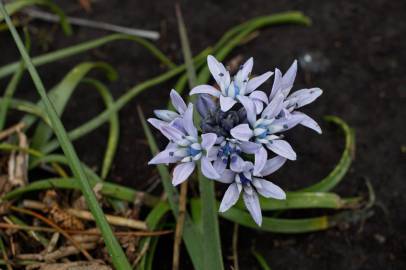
243;191;262;226
230;154;245;173
254;178;286;199
207;55;230;91
189;85;221;97
170;89;187;114
262;93;284;119
183;104;197;138
246;71;273;93
230;124;253;141
281;60;297;97
201;156;220;179
249;90;269;104
287;88;323;108
172;162;196;186
220;95;237;111
267;140;297;160
237;95;256;125
270;68;282;100
259;156;287;176
147;118;166;130
154;110;179;122
219;183;241;212
239;141;261;154
294;112;322;134
253;147;267;175
160;125;184;141
201;133;217;151
253;100;264;115
218;169;235;183
148;149;179;165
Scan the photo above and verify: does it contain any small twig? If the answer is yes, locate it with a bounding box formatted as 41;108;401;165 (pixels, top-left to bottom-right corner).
22;8;160;40
9;206;93;260
172;180;188;270
232;223;239;270
17;243;96;262
23;200;148;230
131;242;149;267
45;232;59;253
0;222;172;237
0;122;25;141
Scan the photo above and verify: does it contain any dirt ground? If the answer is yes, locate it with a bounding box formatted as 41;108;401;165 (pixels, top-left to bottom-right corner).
1;0;405;269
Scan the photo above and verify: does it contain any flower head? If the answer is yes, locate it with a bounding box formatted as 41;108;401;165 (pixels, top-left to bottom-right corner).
148;56;323;225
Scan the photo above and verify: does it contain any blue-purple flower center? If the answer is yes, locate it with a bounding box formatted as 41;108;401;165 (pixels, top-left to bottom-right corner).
238;172;251;185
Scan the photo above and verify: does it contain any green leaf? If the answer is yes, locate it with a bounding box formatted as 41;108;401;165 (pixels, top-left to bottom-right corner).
27;62;117;150
81;78;119;179
299;116;355;192
0;4;132;269
0;33;175;79
252;250;272;270
236;192;360;211
0;0;72;35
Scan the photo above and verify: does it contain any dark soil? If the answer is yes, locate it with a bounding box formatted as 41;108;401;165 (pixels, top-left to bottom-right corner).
1;0;405;269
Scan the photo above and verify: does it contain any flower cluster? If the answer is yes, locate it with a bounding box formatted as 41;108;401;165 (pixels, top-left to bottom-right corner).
148;55;322;225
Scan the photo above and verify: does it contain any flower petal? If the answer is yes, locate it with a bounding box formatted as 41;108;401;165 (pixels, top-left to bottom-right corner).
147;118;166;130
220;95;237;111
247;71;273;93
254;147;267;175
170;89;187;114
160;125;185;141
271;113;305;133
201;156;220;179
254;178;286;199
172;162;196;186
267;139;297;160
207;55;230;91
154;109;179;122
240;141;261;154
294;112;322;134
230;154;245;173
243;189;262;226
189;85;221;97
280;60;297;97
230;124;253;141
249;90;269;104
196;94;216;116
237;95;256;125
148;149;179;165
253;100;264;115
270;68;282;100
183;104;197;138
287;88;323;108
262;93;285;119
259;156;287;176
214;158;227;175
219;183;241;212
201;133;217;151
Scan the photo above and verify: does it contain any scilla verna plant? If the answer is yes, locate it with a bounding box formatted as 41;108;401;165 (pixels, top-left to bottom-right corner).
148;55;322;225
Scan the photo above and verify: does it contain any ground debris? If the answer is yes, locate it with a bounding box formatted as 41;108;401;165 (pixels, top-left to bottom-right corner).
27;260;112;270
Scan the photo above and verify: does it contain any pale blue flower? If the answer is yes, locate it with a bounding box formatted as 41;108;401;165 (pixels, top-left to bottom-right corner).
217;160;286;226
189;55;272;112
148;103;220;185
269;60;323;133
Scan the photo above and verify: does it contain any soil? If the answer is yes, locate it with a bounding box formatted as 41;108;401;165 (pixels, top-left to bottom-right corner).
1;0;405;269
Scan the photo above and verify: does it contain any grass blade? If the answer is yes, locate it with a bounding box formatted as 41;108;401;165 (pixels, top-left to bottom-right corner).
27;62;117;150
0;4;132;269
81;78;119;179
299;116;355;192
0;0;72;35
252;250;272;270
0;33;175;79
